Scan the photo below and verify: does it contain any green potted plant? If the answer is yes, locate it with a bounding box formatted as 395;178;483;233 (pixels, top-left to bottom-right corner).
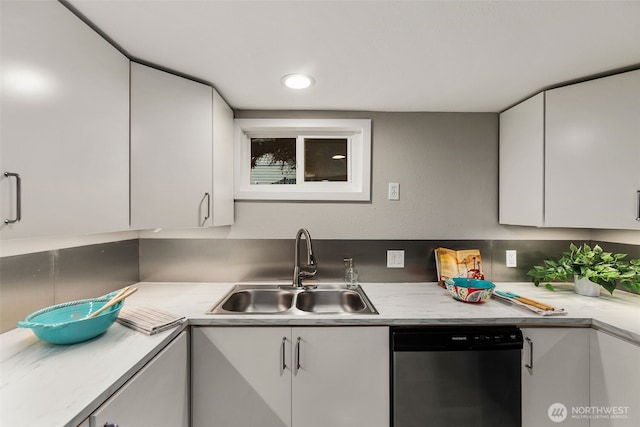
527;243;640;296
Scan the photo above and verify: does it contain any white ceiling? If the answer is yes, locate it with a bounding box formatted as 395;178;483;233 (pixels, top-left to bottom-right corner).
66;0;640;113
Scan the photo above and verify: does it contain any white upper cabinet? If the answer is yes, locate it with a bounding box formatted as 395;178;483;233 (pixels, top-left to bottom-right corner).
0;0;130;239
545;70;640;229
212;90;235;226
499;92;545;226
499;70;640;229
131;63;234;230
131;62;212;229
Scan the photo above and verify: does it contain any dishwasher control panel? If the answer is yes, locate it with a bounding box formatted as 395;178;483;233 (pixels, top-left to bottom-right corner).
392;325;523;351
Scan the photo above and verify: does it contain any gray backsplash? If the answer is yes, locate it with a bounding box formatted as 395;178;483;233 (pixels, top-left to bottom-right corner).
139;238;611;283
2;237;638;334
0;239;139;333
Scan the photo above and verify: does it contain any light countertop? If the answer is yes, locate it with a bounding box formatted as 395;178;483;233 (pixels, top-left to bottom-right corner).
2;281;639;426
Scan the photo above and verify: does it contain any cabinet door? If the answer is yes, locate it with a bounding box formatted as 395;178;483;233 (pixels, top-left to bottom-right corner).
192;327;292;427
90;332;188;427
0;0;129;239
545;70;640;229
521;328;590;427
131;63;213;229
499;92;545;226
590;330;640;427
292;327;389;427
212;90;235;226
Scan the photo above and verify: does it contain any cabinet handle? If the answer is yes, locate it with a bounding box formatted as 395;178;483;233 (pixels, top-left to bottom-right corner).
3;172;21;224
104;423;119;427
281;337;287;373
204;192;211;222
205;192;211;220
295;337;301;375
636;190;640;221
524;337;534;372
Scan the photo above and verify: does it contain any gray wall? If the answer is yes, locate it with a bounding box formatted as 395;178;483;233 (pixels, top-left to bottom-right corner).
141;110;595;241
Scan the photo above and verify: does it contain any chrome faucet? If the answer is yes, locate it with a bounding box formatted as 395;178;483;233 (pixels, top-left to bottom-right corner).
292;228;318;287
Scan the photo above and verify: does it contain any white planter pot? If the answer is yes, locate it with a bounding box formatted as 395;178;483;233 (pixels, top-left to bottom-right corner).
574;276;600;297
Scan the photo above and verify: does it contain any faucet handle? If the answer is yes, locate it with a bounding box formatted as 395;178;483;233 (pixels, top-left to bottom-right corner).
299;264;318;278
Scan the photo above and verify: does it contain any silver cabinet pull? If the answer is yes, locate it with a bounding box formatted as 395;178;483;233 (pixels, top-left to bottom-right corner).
524;337;534;372
204;192;211;221
636;190;640;221
294;337;301;375
3;172;21;224
104;423;119;427
281;337;287;373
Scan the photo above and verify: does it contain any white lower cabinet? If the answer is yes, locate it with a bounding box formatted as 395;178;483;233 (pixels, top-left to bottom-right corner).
521;327;590;427
192;326;389;427
590;330;640;427
88;332;188;427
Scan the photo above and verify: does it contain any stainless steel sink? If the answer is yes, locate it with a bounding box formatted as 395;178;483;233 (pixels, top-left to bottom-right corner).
220;289;295;313
207;284;378;315
296;289;369;313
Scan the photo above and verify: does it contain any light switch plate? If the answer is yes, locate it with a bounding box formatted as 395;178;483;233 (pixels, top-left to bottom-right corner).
387;250;405;268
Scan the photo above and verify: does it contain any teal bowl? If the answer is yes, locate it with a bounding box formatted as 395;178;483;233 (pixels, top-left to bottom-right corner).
444;278;496;303
17;293;123;345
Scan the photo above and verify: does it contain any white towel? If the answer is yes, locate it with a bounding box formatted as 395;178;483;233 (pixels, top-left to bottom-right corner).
117;306;186;335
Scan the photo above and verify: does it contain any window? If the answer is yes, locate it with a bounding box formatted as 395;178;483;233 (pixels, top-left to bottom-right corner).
234;119;371;201
250;137;297;185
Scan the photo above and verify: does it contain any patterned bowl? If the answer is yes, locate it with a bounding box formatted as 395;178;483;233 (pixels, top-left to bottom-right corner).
444;278;496;303
17;292;123;345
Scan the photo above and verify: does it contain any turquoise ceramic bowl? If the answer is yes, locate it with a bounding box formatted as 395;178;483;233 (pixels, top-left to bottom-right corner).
17;293;123;345
444;278;496;303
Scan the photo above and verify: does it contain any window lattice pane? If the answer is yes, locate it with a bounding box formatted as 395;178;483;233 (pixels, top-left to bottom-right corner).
250;138;296;185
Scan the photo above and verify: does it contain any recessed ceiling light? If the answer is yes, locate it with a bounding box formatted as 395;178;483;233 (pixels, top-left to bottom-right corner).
281;74;315;90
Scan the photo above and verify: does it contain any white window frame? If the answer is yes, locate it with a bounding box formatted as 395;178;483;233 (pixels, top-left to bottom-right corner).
234;118;371;201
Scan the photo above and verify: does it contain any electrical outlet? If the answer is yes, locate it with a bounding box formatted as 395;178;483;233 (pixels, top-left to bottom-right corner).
387;250;405;268
506;250;517;268
388;183;400;200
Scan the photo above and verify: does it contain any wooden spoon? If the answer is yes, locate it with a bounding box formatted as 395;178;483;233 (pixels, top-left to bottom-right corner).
87;287;138;319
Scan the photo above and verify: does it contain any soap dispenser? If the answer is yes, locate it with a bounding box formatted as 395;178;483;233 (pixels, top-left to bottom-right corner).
343;257;359;289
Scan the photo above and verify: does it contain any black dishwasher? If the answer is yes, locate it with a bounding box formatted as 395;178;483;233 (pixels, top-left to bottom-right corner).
391;326;523;427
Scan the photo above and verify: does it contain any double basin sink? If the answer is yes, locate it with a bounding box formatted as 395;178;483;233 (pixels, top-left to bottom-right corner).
207;283;378;315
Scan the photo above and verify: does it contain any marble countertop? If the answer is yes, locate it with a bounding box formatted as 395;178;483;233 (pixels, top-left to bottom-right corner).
133;280;640;342
2;281;639;426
